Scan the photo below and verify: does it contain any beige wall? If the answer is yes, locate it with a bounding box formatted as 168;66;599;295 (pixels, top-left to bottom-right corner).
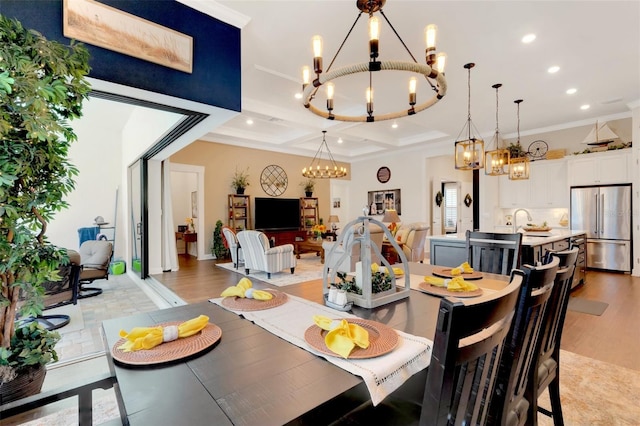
170;140;350;251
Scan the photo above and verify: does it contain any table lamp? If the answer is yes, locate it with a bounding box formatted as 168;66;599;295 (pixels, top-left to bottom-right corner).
382;209;400;234
328;215;340;231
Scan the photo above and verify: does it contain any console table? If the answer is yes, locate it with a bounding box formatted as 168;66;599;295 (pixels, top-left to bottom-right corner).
175;232;197;256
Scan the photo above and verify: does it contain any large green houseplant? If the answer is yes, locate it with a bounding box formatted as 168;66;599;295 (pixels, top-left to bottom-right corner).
0;16;91;391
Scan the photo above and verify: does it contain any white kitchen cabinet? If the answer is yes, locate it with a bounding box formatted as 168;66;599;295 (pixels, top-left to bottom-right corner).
567;150;632;186
528;159;568;207
499;174;530;208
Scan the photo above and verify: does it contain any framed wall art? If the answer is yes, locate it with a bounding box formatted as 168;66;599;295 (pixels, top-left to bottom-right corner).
367;189;401;215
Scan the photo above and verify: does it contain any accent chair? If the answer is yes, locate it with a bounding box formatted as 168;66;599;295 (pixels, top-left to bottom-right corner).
236;230;296;279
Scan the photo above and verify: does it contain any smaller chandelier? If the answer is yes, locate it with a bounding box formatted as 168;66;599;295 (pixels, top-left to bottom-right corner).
485;83;510;176
302;131;348;179
509;99;530;180
454;63;484;170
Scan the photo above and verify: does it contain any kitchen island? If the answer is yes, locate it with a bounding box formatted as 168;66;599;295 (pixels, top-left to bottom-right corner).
428;230;587;286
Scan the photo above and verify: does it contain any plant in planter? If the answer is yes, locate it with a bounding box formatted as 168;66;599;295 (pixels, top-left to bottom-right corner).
333;270;392;295
507;141;527;159
0;16;91;399
300;178;315;197
231;167;250;194
212;220;227;260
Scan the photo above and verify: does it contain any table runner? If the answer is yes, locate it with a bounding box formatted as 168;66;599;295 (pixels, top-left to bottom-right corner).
210;294;432;406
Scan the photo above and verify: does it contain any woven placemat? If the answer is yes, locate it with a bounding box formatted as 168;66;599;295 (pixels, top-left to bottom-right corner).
432;266;483;280
418;282;483;298
304;318;398;359
221;289;287;311
111;322;222;366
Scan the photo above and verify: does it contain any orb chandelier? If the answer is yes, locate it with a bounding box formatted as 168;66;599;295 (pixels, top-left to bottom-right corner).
508;99;530;180
454;63;484;170
301;0;447;122
302;131;348;179
485;83;510;176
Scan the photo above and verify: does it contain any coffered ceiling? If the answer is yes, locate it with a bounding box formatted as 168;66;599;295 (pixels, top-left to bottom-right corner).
190;1;639;162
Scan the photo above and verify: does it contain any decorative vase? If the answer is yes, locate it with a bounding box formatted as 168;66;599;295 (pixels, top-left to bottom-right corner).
305;191;313;197
236;188;245;195
0;364;46;404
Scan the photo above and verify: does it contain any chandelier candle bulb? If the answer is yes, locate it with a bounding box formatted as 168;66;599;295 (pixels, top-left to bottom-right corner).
369;16;380;59
301;66;310;87
409;77;417;105
312;35;323;74
425;24;437;64
436;52;447;73
326;82;334;111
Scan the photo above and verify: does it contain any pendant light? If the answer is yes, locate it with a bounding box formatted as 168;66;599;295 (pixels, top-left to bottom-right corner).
508;99;530;180
484;83;510;176
454;63;484;170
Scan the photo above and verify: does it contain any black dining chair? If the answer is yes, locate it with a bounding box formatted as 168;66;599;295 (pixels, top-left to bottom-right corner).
328;268;523;426
466;231;523;275
488;257;559;426
526;248;578;426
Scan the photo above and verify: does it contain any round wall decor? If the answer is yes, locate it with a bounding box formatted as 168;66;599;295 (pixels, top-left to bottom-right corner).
260;165;288;196
377;166;391;183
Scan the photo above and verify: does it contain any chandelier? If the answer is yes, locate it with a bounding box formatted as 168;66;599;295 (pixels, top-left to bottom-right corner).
508;99;530;180
454;63;484;170
301;0;447;122
485;83;510;176
302;131;348;179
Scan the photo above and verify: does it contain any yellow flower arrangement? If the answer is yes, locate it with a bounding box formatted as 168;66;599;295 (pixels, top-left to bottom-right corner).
311;223;326;238
185;217;195;232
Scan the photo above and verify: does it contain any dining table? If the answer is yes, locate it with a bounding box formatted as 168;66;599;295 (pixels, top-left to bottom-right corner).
101;262;510;425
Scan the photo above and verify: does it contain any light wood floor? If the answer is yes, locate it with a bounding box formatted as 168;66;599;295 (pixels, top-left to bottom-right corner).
153;254;640;372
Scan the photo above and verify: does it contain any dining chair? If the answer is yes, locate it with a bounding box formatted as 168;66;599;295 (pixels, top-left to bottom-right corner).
328;267;523;426
526;248;578;426
466;230;523;275
488;256;559;426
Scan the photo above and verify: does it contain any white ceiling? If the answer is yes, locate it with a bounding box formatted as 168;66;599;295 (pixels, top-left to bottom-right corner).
189;0;639;162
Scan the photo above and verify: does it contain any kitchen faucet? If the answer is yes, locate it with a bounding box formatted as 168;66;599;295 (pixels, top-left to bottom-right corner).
513;208;533;233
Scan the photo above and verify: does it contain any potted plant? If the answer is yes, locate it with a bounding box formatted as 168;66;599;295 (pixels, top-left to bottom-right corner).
231;167;250;194
212;220;227;260
301;178;315;197
0;16;91;401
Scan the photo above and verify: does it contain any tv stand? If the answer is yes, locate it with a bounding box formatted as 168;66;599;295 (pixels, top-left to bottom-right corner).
259;229;307;246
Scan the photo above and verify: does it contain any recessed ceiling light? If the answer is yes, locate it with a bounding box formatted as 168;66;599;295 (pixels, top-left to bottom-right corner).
337;137;343;144
391;121;398;129
547;66;560;74
294;92;302;99
566;88;577;95
246;118;254;125
522;34;536;43
580;104;590;110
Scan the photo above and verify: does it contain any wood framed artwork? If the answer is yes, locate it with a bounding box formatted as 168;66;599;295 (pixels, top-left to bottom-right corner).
63;0;193;73
376;166;391;183
367;189;401;215
191;191;198;218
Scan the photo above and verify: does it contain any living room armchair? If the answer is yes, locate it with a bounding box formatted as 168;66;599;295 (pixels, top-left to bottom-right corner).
236;230;296;279
323;223;384;272
222;226;243;269
397;222;430;262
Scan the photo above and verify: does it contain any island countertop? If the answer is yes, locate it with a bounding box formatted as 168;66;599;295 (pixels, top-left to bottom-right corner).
427;229;587;247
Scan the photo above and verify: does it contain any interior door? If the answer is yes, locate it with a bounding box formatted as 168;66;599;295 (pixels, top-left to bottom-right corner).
459;182;474;234
431;179;443;235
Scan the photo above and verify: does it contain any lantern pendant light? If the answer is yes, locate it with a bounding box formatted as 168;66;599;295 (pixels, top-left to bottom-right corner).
508;99;530;180
454;63;484;170
484;83;510;176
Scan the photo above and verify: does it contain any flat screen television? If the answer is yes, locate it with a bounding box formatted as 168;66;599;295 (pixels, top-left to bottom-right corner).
254;197;301;230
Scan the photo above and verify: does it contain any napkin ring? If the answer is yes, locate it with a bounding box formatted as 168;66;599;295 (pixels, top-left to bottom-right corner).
163;325;179;342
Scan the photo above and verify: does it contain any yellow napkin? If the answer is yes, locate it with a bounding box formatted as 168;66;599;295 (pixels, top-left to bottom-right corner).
450;261;474;276
372;263;403;276
313;315;370;359
424;276;479;292
220;277;273;300
118;315;209;352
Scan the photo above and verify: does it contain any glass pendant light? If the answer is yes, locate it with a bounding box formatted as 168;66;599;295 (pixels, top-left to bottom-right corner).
485;83;510;176
454;63;484;170
508;99;530;180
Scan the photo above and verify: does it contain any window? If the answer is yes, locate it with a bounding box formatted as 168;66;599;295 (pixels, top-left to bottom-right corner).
443;182;458;233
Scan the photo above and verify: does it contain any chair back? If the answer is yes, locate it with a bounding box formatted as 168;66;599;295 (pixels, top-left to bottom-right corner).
222;226;242;267
402;223;430;262
236;230;269;270
466;231;522;275
421;270;522;425
489;257;559;425
79;240;113;270
35;249;82;309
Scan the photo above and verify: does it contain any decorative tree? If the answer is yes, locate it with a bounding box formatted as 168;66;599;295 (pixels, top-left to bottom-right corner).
212;220;227;259
0;16;91;357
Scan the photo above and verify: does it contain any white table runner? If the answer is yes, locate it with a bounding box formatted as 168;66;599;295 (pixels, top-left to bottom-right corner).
210;294;432;406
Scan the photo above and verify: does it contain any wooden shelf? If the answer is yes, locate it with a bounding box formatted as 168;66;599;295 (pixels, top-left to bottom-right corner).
300;197;318;232
228;194;251;231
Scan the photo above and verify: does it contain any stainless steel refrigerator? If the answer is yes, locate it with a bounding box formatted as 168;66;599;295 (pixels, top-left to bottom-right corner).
570;184;632;272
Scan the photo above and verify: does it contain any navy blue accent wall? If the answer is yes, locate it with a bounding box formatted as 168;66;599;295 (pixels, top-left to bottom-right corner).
1;0;241;112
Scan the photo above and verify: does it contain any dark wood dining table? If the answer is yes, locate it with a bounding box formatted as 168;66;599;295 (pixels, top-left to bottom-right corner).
102;263;509;425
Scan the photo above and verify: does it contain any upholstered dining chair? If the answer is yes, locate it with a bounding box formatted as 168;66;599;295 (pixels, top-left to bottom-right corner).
78;240;113;298
466;230;523;275
329;267;523;425
488;257;559;426
236;230;296;279
526;247;578;426
221;226;243;269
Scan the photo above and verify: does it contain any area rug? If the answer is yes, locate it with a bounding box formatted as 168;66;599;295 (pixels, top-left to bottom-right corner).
567;296;608;316
216;253;324;287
